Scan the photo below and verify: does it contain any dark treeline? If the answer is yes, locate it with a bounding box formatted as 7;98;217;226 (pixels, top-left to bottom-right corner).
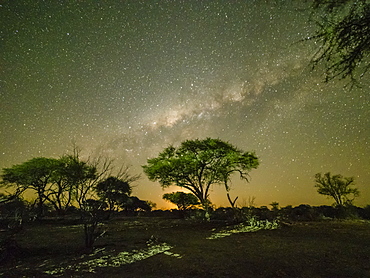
90;204;370;222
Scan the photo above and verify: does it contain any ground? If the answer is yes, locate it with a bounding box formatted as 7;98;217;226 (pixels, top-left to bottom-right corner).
1;217;369;277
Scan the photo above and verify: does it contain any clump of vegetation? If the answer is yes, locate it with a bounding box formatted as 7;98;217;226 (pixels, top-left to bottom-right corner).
0;148;147;251
207;216;279;240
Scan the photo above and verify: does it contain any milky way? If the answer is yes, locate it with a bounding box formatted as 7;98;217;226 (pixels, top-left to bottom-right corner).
1;0;369;208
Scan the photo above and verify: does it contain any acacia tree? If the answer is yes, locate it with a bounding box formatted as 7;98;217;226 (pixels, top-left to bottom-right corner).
1;157;60;218
314;172;360;206
121;196;152;213
163;191;200;211
0;155;99;216
308;0;370;83
96;176;132;215
143;138;259;209
44;154;97;213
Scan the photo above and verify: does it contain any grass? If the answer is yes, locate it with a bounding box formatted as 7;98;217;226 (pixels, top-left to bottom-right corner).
1;217;370;277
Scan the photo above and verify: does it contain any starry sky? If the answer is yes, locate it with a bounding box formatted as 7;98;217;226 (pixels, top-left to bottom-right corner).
1;0;369;209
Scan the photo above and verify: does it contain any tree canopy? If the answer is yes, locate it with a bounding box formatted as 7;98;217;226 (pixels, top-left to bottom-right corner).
122;196;152;212
0;155;99;217
1;157;61;217
314;172;360;206
142;138;259;207
96;176;132;213
308;0;370;83
163;191;200;211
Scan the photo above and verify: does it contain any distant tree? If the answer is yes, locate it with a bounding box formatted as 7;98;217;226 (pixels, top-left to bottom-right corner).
96;176;131;215
163;191;200;211
121;196;152;212
143;138;259;211
146;200;157;210
270;202;280;211
1;157;60;218
307;0;370;84
95;164;140;216
314;172;359;206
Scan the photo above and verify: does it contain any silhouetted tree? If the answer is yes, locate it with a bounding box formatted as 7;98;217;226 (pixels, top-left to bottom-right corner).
143;138;259;213
308;0;370;83
270;202;280;211
95;164;140;217
314;172;359;207
163;191;200;211
121;196;152;213
96;176;131;215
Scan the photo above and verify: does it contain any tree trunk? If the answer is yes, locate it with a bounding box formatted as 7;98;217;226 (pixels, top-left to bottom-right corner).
37;197;44;219
84;221;97;249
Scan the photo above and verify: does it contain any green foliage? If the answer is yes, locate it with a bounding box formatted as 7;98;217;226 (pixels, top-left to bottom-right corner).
314;172;359;206
1;157;59;192
0;152;142;250
163;191;200;210
309;0;370;83
1;157;61;217
0;155;98;217
143;138;259;207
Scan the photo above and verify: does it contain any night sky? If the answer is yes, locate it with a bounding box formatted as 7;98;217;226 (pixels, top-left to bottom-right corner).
1;0;369;209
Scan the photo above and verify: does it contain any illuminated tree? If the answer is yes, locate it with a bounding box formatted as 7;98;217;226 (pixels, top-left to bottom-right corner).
163;191;200;211
1;157;60;218
314;172;359;206
0;154;101;217
143;138;259;209
308;0;370;83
